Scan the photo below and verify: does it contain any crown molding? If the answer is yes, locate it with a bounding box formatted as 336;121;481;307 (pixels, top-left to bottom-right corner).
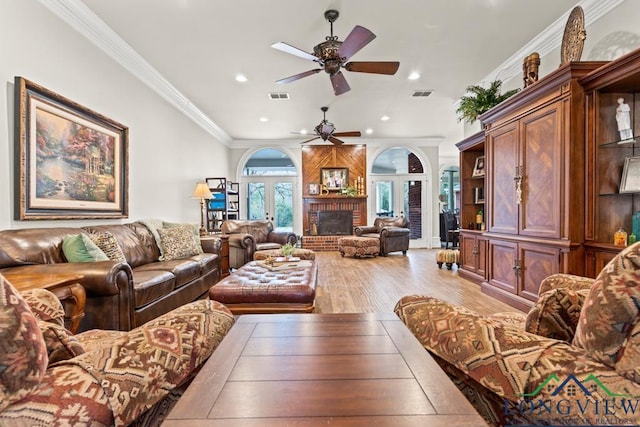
37;0;232;145
483;0;625;84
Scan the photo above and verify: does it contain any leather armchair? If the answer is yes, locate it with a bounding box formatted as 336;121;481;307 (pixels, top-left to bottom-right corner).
354;216;410;256
221;220;297;268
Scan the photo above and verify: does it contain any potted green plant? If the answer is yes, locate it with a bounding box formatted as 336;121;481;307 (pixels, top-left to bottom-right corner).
456;80;520;124
280;243;296;260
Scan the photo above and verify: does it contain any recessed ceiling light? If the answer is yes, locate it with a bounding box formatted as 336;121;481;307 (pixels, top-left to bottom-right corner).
235;74;248;82
300;129;308;135
365;128;373;134
259;117;268;122
408;72;420;80
380;116;390;121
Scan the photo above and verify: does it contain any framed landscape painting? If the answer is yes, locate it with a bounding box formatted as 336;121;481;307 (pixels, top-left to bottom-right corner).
15;77;129;220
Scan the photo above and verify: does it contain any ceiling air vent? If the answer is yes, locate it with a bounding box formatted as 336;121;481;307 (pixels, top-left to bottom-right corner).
411;90;432;98
268;92;290;100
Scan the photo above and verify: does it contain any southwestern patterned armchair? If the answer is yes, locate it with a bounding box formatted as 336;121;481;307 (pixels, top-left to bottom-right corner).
0;273;235;426
395;242;640;427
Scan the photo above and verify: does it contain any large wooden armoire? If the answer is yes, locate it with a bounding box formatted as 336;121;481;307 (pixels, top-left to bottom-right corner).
477;62;605;311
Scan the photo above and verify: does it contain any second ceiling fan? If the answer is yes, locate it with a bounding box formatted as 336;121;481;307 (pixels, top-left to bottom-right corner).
272;9;400;95
299;107;361;145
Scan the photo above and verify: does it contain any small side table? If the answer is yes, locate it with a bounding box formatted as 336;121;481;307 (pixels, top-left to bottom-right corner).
201;235;230;278
4;272;86;333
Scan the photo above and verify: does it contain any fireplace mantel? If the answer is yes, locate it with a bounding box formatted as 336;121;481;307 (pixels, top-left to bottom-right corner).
303;195;367;236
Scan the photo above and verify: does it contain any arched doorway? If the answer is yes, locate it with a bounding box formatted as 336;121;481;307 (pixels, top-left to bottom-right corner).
241;148;298;232
371;148;428;248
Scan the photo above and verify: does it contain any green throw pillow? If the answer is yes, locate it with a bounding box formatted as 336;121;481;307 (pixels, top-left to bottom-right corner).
62;234;109;262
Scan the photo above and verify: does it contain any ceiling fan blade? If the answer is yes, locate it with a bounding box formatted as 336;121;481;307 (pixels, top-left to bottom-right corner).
300;136;320;144
345;61;400;75
271;42;318;62
337;25;376;60
276;69;321;84
330;71;351;95
333;131;361;137
328;136;345;145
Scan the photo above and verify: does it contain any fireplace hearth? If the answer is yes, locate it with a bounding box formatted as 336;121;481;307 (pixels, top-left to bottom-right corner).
317;210;353;235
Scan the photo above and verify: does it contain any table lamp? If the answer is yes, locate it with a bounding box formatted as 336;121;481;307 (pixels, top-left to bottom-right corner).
192;181;213;236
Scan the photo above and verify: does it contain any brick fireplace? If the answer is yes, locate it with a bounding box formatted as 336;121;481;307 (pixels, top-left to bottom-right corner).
301;195;367;251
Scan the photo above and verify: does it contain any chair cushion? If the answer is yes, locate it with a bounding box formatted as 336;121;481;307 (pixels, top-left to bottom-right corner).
62;233;109;262
0;274;48;412
573;242;640;368
157;226;201;261
89;231;127;262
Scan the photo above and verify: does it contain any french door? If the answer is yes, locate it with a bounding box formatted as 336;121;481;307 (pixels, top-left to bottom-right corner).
243;177;297;232
371;175;426;247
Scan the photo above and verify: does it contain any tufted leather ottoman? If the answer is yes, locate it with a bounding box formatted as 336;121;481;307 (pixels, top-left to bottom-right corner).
208;261;317;314
338;236;380;258
253;248;316;261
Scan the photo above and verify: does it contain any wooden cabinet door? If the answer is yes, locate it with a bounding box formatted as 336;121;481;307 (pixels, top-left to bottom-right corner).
460;233;478;272
477;236;488;277
518;242;560;302
519;102;563;238
487;239;517;294
487;123;519;235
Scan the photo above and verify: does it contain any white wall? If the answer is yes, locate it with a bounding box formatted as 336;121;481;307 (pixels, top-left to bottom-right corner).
0;0;230;230
501;1;640;93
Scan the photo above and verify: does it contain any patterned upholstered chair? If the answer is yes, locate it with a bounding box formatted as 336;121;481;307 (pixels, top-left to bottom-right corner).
0;273;235;426
395;242;640;427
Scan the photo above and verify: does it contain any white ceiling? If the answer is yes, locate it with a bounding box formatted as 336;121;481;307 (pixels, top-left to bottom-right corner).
69;0;586;155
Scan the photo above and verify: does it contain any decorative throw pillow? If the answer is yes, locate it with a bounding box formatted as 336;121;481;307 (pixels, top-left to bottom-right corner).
0;274;48;412
157;226;201;261
163;221;204;254
62;233;109;262
89;231;126;262
573;242;640;367
139;218;166;260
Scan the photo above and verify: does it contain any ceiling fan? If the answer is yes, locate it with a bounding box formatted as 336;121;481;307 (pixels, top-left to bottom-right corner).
298;106;361;145
272;9;400;96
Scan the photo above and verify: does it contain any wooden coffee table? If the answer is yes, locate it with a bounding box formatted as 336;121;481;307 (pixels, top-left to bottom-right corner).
164;312;486;426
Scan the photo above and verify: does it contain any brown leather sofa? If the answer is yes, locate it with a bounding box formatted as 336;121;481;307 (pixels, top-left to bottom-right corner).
354;216;411;256
220;220;297;269
0;222;223;332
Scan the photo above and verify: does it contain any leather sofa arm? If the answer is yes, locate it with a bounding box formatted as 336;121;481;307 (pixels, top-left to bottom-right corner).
1;261;132;297
267;231;297;245
226;233;254;249
379;226;410;237
354;226;377;236
200;237;222;254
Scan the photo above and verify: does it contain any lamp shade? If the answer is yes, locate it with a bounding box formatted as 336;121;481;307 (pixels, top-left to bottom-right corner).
192;182;213;199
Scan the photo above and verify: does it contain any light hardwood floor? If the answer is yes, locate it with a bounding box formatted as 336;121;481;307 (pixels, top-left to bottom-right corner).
313;248;521;316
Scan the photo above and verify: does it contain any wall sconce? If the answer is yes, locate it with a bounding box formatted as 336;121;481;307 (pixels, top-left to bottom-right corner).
192;181;213;236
